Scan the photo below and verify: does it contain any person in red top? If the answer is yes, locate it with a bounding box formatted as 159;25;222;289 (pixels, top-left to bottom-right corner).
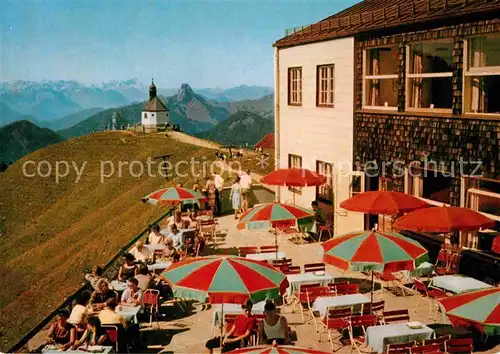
205;299;256;353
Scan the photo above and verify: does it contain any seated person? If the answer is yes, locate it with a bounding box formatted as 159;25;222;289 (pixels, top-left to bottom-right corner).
121;278;143;306
135;265;155;292
148;225;164;245
205;300;256;353
117;253;138;281
98;298;127;328
84;265;108;291
258;302;289;345
129;240;153;263
311;201;326;225
72;317;111;349
161;238;179;260
46;310;76;350
167;211;185;230
68;293;90;336
167;224;184;251
90;279;116;311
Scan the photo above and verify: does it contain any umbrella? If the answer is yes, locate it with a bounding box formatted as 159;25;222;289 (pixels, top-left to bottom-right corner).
261;168;326;204
161;256;289;341
237;202;315;260
339;191;429;215
141;186;207;206
437;287;500;336
228;345;331;353
394;206;496;233
322;230;428;303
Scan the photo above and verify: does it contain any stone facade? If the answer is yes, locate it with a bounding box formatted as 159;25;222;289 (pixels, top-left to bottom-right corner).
354;17;500;205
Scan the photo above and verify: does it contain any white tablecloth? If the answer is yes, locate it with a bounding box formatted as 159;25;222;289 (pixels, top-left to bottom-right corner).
109;280;127;292
116;305;141;324
285;272;334;296
366;322;435;353
246;252;286;263
314;294;370;319
145;243;166;251
430;275;493;294
148;261;172;272
212;301;267;326
42;346;114;354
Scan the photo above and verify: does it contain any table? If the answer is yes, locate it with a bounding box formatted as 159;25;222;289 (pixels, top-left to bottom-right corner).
148;261;172;272
366;322;435;353
144;243;166;252
246;252;286;263
430;275;493;294
109;280;127;292
196;215;212;222
116;305;141;324
314;294;370;319
398;262;434;283
285;272;334;296
212;301;267;326
42;345;114;354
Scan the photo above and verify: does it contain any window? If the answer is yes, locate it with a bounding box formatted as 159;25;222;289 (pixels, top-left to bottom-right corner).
288;67;302;105
349;172;364;198
363;47;399;109
143;113;147;119
288;154;302;193
316;161;333;202
379;177;394;191
464;35;500;115
407;41;453;112
316;64;335;107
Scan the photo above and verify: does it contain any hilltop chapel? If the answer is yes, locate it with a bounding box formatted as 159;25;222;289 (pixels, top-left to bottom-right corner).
141;79;168;133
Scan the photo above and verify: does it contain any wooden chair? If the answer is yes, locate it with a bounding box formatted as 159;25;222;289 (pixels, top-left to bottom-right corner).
423;335;450;352
327;280;349;289
304;263;326;273
260;245;278;253
410;343;442;354
102;325;120;353
293;283;323;320
200;219;217;248
444;338;473;354
142;289;161;327
413;279;448;319
345;284;360;294
382;309;410;324
318;308;351;351
238;246;259;256
349;315;378;354
198;210;213;217
282;265;301;274
317;212;334;242
361;300;385;316
271;258;292;268
386;341;415;354
375;272;407;296
299;286;334;328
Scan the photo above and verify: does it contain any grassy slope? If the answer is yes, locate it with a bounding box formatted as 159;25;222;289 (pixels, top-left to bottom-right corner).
0;131;220;351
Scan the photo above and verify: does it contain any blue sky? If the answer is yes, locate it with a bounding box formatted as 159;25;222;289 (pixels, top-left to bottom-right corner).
1;0;358;88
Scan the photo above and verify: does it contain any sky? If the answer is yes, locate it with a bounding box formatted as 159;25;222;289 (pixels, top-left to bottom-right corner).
0;0;358;88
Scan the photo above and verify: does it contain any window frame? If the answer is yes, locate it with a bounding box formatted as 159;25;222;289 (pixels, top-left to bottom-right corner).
362;46;399;111
405;39;454;114
288;154;303;194
349;171;365;198
316;64;335;107
288;67;303;106
316;160;334;203
462;35;500;117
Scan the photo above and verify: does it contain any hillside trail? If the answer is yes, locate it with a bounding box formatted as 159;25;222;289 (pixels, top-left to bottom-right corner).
168;131;265;181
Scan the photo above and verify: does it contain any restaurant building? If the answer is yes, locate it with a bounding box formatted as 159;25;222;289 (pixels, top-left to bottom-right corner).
274;0;500;281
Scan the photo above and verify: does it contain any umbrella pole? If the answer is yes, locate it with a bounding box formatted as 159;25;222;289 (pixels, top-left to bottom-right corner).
293;192;296;205
220;303;224;347
371;271;374;311
275;228;278;261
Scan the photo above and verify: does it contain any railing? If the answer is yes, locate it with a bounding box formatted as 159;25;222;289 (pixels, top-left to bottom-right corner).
8;208;174;353
284;25;308;36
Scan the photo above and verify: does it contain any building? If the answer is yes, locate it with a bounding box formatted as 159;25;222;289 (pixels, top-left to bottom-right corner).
274;0;500;279
141;79;168;133
255;133;275;150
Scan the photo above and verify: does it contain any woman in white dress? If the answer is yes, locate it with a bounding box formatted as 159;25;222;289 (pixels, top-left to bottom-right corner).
229;177;242;219
258;302;289;345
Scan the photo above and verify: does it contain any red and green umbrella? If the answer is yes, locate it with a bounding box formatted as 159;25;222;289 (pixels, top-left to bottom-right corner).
322;230;428;273
237;202;315;231
161;256;289;303
141;187;207;206
228;345;330;354
438;287;500;336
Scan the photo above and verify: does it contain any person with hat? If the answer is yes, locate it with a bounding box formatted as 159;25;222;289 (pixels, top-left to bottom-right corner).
205;299;256;353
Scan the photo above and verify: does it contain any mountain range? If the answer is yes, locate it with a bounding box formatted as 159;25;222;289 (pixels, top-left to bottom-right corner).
0;79;272;125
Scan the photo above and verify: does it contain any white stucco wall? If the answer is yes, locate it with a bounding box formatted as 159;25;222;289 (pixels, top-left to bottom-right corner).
275;37;364;234
141;111;168;128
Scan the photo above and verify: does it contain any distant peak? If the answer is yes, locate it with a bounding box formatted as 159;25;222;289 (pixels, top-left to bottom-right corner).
177;83;194;101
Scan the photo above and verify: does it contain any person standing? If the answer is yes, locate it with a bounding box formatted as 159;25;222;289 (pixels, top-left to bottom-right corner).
205;176;216;213
214;172;224;216
239;169;252;213
230;177;242;219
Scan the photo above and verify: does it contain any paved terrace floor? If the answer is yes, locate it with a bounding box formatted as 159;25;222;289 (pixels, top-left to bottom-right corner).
27;214;500;353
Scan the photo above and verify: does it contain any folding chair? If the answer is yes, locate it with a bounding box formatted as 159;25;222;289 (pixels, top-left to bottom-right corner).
375;272;407;296
287;282;320;308
260;245;278;253
198;210;213;218
300;286;334;329
386;341;415;354
345;284;360;294
444;338;473;354
142;289;161;327
381;309;410;324
410;343;442;354
317;213;334;242
349;315;378;354
271;258;292;268
423;335;450;352
318;308;351;352
282;265;301;274
238;246;259;256
360;300;385;316
303;263;326;273
413;279;448;320
200;220;217;248
102;325;120;353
